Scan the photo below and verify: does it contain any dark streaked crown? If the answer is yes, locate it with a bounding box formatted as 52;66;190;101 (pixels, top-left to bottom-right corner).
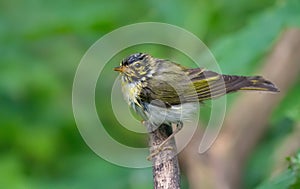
118;53;153;83
121;53;147;66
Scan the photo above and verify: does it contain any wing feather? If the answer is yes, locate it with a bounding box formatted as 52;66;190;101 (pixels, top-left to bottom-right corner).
138;63;279;106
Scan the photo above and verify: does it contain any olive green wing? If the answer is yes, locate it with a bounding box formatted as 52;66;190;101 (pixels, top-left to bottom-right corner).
187;68;226;101
138;61;199;107
139;74;194;107
139;64;279;106
138;65;223;106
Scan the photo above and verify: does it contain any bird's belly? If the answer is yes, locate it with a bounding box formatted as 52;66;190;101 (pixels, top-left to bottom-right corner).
144;102;198;125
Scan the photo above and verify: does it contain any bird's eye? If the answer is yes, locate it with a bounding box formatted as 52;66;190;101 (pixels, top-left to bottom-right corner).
135;62;141;68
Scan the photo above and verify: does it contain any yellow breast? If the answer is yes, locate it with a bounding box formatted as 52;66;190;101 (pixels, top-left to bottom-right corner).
121;80;142;107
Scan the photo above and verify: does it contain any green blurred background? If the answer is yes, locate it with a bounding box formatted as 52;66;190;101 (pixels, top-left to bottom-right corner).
1;0;300;188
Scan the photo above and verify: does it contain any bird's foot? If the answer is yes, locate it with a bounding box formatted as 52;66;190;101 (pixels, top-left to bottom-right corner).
146;122;183;161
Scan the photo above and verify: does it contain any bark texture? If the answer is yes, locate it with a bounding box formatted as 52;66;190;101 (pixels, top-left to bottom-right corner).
145;122;181;189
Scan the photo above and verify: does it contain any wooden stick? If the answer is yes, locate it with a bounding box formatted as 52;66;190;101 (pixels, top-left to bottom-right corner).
145;121;181;189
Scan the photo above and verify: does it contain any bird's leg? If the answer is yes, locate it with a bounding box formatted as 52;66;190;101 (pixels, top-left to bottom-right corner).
147;122;183;160
157;121;183;149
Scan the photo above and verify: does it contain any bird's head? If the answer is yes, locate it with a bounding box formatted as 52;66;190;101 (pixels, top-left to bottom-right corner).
114;53;153;82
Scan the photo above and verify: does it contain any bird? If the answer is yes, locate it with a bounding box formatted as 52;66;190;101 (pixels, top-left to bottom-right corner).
114;52;279;157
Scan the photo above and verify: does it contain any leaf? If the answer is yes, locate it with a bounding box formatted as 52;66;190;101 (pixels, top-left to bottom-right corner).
255;152;300;189
255;170;296;189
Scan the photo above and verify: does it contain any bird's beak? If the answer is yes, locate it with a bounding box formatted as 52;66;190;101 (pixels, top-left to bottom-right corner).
114;66;126;73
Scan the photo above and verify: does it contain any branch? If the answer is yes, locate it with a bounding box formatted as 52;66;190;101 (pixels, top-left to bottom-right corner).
145;121;181;189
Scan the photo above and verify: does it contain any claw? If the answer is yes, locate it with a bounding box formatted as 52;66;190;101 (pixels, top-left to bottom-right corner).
147;122;183;161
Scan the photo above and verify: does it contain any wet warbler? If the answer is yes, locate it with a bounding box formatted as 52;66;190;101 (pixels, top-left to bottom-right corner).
114;53;279;154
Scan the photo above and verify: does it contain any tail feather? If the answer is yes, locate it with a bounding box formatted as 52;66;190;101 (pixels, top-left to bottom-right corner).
223;75;279;93
190;70;279;101
188;69;279;101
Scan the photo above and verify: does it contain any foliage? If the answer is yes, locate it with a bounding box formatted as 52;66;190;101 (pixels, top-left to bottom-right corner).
255;152;300;189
